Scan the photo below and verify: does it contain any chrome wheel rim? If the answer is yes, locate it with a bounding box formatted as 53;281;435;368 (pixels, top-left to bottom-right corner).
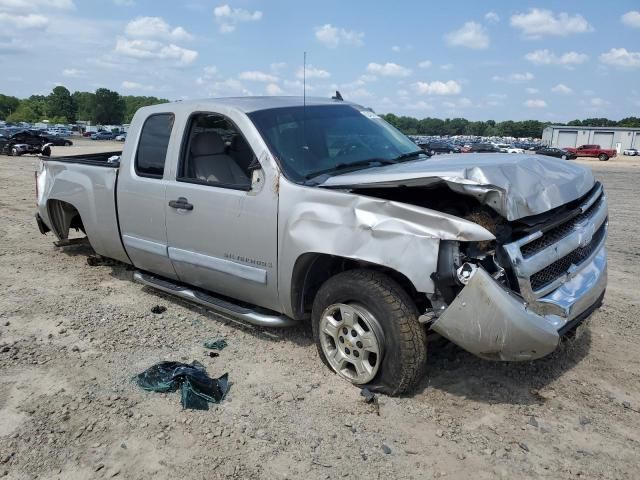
319;303;384;384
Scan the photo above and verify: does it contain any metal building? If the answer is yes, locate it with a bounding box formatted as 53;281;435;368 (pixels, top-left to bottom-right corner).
542;125;640;152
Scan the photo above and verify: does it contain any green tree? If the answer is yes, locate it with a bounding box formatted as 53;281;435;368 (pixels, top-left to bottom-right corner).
6;101;37;123
46;86;76;123
72;91;96;122
93;88;125;124
617;117;640;128
0;94;20;120
122;95;169;123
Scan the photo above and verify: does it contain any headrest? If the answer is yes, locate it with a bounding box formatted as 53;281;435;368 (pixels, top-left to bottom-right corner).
191;132;225;156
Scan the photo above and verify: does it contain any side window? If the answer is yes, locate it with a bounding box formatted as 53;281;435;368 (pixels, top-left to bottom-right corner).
135;113;174;178
178;112;256;190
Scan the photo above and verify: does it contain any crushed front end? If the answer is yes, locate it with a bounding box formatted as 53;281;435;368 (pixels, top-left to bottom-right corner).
429;183;608;361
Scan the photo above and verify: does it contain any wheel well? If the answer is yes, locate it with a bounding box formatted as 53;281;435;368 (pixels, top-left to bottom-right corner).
290;253;427;320
47;199;85;239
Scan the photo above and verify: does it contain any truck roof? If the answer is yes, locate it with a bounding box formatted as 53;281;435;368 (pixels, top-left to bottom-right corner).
139;96;359;115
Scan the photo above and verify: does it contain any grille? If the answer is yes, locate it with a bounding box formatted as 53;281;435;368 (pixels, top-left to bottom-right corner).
521;191;603;258
530;222;607;292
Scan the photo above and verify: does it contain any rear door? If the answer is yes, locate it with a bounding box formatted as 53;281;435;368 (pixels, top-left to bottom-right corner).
164;111;280;311
117;112;179;279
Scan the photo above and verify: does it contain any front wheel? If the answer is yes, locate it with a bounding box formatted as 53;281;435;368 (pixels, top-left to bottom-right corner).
312;269;427;395
598;154;609;161
41;146;51;157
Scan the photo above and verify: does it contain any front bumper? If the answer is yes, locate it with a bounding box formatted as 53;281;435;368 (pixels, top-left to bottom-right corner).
431;244;607;361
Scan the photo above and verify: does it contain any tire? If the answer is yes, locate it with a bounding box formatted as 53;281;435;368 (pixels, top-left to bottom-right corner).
42;146;51;157
312;269;427;395
598;154;609;161
9;146;17;156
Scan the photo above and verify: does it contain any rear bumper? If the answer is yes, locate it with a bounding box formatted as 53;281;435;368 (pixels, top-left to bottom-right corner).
431;244;607;361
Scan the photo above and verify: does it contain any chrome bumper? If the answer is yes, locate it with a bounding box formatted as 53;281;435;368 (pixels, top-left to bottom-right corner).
432;184;608;361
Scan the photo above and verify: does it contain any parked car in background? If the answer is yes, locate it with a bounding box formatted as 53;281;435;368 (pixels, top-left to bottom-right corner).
564;144;616;161
91;131;115;140
536;147;577;160
622;148;638;156
115;132;127;142
494;144;525;154
0;130;52;156
40;134;73;147
82;131;96;137
467;143;500;153
422;141;461;155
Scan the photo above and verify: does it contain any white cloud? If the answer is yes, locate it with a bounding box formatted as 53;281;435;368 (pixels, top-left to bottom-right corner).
314;23;364;48
485;12;500;23
551;83;573;94
238;70;278;82
418;60;432;69
62;68;85;77
0;12;49;29
115;37;197;65
510;9;593;38
621;11;640;28
414;80;462;95
524;99;547;108
122;80;154;90
599;48;640;68
270;62;286;72
284;79;314;92
206;77;252;97
125;17;193;42
492;72;534;82
265;83;283;95
195;65;218;85
213;4;262;34
440;63;453;71
366;62;411;77
524;49;588;66
525;87;538;94
296;64;330;79
445;21;489;49
590;97;608;107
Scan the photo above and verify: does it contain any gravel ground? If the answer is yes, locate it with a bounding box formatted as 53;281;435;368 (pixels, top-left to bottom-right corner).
1;141;639;479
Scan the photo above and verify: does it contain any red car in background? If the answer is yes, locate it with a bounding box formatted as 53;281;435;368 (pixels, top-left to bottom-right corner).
564;144;617;161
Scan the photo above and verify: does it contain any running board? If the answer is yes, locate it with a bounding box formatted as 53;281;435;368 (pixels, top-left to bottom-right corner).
133;271;298;328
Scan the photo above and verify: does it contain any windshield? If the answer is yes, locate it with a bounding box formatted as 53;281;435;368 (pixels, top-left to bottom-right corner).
249;104;423;182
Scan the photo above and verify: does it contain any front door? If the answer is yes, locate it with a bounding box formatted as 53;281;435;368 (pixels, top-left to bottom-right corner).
164;111;279;311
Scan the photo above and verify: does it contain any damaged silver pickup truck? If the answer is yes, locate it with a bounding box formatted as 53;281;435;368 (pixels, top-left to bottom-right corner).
35;97;608;394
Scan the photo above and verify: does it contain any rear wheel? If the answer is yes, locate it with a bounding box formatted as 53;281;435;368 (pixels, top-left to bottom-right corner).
9;146;18;156
598;153;609;161
312;269;427;395
42;146;51;157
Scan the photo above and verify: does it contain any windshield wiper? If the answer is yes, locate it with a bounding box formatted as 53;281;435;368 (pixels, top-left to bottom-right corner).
393;150;425;162
303;158;397;183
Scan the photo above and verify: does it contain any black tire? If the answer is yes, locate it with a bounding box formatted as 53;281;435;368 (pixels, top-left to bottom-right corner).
598;154;609;161
312;269;427;395
42;146;51;157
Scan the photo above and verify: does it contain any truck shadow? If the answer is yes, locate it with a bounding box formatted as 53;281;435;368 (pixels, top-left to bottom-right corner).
415;328;592;405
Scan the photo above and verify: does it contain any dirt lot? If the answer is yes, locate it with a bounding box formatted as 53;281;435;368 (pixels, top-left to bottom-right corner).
1;141;639;479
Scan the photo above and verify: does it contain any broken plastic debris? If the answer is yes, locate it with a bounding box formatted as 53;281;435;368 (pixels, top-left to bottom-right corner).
360;387;377;403
135;361;229;410
203;338;228;350
150;305;166;314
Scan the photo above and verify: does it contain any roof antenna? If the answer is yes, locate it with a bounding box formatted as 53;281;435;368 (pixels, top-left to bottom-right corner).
332;90;343;101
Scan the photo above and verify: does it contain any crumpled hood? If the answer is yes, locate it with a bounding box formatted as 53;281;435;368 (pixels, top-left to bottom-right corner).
319;153;595;221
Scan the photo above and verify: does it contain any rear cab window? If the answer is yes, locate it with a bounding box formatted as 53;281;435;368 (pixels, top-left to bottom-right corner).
135;113;174;178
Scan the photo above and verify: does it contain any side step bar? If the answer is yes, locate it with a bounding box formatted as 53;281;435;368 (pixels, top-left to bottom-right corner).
133;271;298;328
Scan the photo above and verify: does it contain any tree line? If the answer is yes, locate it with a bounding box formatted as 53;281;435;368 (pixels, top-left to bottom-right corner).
0;86;168;125
380;114;640;138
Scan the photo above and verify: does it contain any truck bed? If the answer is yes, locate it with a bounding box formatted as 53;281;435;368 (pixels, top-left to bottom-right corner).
44;151;122;167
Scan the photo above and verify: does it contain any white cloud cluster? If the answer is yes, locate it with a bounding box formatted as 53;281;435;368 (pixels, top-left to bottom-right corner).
315;24;364;48
414;80;461;95
0;12;49;29
445;21;489;49
239;70;278;82
214;4;262;34
525;49;588;66
510;9;593;38
551;83;573;94
0;0;74;9
125;17;193;42
296;64;330;80
621;11;640;28
599;48;640;68
366;62;411;77
115;38;197;65
195;65;218;85
524;99;547;108
485;12;500;23
492;72;534;82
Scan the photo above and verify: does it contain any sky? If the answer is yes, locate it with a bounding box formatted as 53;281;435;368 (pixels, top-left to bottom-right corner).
1;0;639;122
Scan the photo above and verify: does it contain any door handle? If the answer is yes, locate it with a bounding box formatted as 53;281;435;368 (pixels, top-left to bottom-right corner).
168;197;194;211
